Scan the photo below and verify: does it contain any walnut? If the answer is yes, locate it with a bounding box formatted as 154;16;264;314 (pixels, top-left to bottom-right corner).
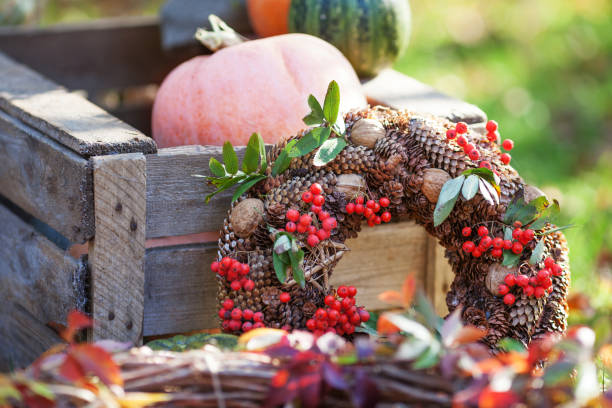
349;118;386;148
229;198;264;238
486;264;518;295
421;168;451;203
336;174;366;198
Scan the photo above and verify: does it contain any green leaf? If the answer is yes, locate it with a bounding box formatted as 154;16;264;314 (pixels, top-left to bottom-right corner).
530;195;550;212
231;174;266;202
313;137;347;166
204;174;248;203
503;194;543;225
412;340;441;370
256;133;268;172
274;234;292;254
414;291;444;332
502;251;520;267
433;176;464;227
497;338;526;352
271;140;296;176
209;157;226;177
461;174;479;200
462;167;499;189
303;94;325;125
332;117;346;136
543;361;575;386
273;251;288;284
242;133;260;173
287;127;331;158
222;141;238;174
530;199;561;230
529;239;545;265
288;241;305;288
323;80;340;124
504;227;513;240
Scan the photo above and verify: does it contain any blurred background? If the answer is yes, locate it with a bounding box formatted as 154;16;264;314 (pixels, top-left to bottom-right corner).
2;0;610;315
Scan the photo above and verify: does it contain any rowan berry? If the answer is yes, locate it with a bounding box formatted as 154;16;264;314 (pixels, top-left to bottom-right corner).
456;122;468;134
364;208;374;219
345;203;355;214
253;312;264;322
486;120;498;132
310;205;322;214
477;226;488;237
537;269;550;283
313;195;325;206
355;196;364;205
469;149;480;161
286;209;300;222
462;227;472;237
472;248;482;258
318;211;330;221
498;284;509;295
500;153;511;165
279;292;291;303
521;229;535;244
481;236;493;249
230;280;242;291
350;314;361;325
373;216;382;225
223;299;234;310
297;223;308;234
243;280;255;291
299;214;312;226
242;321;253;332
513;220;523;228
310;183;323;195
379;197;390;207
285;221;297;232
339;314;349;325
316;229;328;241
464;143;475;154
306;319;316;330
462;241;475;253
512;241;523;254
337;286;349;298
524;286;535;297
222;320;231;331
552;264;563;276
345;324;355;334
219;309;228;319
316;319;328;330
541;277;552;289
492;248;503;258
322;217;337;231
367;218;376;227
373;202;381;213
493;237;504;249
529;277;538;287
347;286;357;297
544;257;555;268
307;225;315;235
332;300;342;311
302;191;313;203
381;211;392;222
457;135;468;147
341;297;352;310
358;309;370;322
221;257;233;270
446;128;457;140
315;308;327;320
512;228;522;240
486;131;498;142
503;293;516;305
328;309;340;321
503;240;513;250
253;322;265;329
231;308;242;320
516;274;529;287
355;204;364;215
366;200;376;209
504;274;516;287
479;160;492;170
211;261;220;273
229;320;242;331
241;263;250;275
535;287;546;298
502;139;514;151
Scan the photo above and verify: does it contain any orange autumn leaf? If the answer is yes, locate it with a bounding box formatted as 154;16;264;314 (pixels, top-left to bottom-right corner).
474;357;503;375
68;344;123;387
478;387;519;408
59;354;86;384
61;311;93;343
599;344;612;370
377;314;400;335
377;290;403;306
452;326;487;346
378;274;416;308
497;351;530;374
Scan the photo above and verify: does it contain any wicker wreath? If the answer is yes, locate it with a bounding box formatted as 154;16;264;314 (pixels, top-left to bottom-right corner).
214;106;570;348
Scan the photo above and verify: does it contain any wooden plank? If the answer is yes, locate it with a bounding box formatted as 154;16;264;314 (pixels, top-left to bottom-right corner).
425;236;455;316
0;52;156;157
0;109;94;243
363;69;487;125
143;221;428;335
146;145;246;239
0;204;87;371
89;153;146;343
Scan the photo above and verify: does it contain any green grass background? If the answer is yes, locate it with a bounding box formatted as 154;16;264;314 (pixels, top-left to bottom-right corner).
15;0;612;311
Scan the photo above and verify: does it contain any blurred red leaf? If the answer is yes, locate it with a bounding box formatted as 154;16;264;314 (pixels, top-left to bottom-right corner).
567;293;593;315
497;351;529;374
14;384;54;408
528;334;556;367
377;290;403;306
376;314;400;335
59;354;85;383
478;387;519;408
453;326;487;346
60;311;93;343
68;344;123;387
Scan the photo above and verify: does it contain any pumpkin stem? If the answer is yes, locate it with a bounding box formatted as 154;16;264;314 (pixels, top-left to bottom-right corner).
195;14;248;52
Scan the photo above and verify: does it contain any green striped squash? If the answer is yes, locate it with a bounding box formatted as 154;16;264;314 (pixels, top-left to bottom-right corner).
288;0;411;77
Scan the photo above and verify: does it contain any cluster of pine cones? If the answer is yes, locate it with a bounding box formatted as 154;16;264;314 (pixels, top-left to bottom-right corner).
215;106;570;347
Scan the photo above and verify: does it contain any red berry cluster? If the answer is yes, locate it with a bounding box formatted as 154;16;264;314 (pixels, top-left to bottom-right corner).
284;183;337;247
446;121;482;162
219;298;265;332
485;120;513;165
211;257;255;292
345;196;391;227
305;285;370;337
461;222;536;259
497;257;564;305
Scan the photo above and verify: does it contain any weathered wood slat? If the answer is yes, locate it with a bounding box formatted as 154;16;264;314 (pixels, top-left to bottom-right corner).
0;52;156;156
146;145;246;239
89;154;146;343
0;109;94;243
425;236;455;316
143;222;429;336
0;17;202;93
362;69;487;125
0;204;87;371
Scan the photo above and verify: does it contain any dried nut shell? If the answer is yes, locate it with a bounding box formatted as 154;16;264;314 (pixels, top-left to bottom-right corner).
524;185;547;203
421;168;451;203
486;264;518;295
336;174;366;197
229;198;264;238
350;118;386;148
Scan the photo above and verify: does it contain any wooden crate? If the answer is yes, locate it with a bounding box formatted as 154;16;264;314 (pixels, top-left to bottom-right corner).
0;15;486;370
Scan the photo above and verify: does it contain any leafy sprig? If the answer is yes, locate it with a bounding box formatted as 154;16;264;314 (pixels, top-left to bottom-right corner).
270;227;306;288
271;80;347;176
200;132;268;203
433;168;501;226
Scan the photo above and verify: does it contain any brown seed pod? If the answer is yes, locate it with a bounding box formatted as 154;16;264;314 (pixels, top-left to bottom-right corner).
486;264;518;296
421;168;451;203
229;198;264;238
350;118;386;148
336;174;366;198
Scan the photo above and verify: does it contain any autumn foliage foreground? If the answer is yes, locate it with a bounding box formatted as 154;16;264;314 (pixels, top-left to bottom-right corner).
1;279;610;408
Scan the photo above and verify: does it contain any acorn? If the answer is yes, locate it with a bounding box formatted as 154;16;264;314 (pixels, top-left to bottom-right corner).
229;198;265;238
421;168;451;203
349;118;386;148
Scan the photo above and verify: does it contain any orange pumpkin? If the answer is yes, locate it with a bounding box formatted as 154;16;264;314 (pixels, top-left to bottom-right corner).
152;34;367;148
246;0;291;37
